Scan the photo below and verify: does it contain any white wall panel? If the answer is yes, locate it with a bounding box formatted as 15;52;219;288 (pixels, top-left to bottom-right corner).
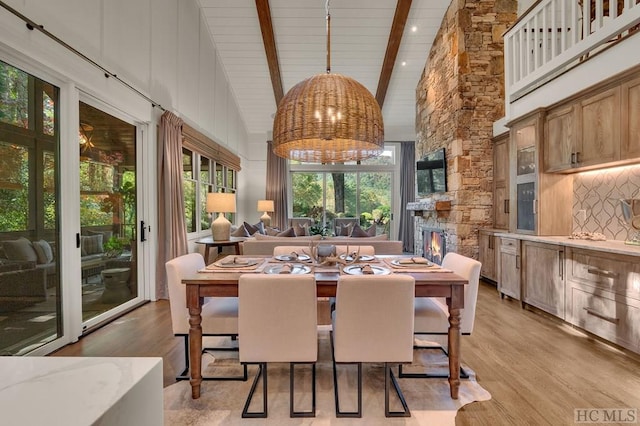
150;0;179;110
198;17;216;139
103;0;151;94
177;0;201;122
213;57;228;142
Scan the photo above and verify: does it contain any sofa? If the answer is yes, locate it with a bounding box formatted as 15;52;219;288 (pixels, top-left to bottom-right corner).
241;234;403;256
0;259;47;311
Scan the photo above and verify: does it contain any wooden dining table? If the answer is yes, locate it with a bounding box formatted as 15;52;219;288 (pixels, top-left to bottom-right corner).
181;255;468;400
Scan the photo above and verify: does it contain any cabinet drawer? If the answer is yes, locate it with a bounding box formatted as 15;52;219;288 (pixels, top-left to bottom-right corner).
567;249;640;299
569;286;640;353
500;238;519;253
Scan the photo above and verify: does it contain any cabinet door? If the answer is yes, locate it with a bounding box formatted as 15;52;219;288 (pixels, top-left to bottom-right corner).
621;75;640;160
544;104;575;172
479;231;496;282
493;134;509;230
522;241;565;319
577;86;620;167
498;238;520;300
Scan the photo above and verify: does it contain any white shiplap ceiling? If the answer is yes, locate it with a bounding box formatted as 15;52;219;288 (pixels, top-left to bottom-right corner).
198;0;450;140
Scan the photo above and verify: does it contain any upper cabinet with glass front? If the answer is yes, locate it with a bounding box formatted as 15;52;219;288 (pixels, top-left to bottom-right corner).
508;110;573;236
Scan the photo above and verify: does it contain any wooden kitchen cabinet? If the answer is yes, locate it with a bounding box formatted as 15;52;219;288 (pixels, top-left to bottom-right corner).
521;241;565;319
508;110;573;235
565;247;640;354
478;230;497;282
493;132;509;230
578;86;621;168
498;237;520;300
544;103;576;172
621;74;640;160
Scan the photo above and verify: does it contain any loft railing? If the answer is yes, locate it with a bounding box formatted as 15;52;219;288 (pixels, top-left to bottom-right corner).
504;0;640;102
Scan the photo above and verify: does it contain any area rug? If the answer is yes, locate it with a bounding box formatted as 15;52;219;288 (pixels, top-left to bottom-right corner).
163;329;491;425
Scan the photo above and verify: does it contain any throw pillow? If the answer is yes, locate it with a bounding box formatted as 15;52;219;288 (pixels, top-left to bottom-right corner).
230;224;249;237
243;221;265;235
337;223;353;237
3;237;38;262
81;234;104;256
276;227;297;237
350;223;371;237
32;240;54;264
365;224;377;236
293;223;309;236
265;226;280;236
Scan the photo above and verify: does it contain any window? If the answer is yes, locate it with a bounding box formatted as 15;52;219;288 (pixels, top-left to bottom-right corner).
181;130;239;236
290;146;397;235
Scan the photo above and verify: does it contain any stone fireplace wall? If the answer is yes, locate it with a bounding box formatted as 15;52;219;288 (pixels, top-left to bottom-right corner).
413;0;516;259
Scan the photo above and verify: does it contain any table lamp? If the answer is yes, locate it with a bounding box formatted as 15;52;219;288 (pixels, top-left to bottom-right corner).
257;199;274;227
206;192;236;240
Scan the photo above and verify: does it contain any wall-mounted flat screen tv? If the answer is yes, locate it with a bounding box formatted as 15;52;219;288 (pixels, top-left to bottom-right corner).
417;148;447;197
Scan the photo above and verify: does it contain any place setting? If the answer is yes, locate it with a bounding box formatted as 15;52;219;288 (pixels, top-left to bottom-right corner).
201;256;268;273
383;256;450;273
263;262;312;274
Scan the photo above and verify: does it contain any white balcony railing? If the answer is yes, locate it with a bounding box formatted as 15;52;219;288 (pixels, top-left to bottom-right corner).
505;0;640;103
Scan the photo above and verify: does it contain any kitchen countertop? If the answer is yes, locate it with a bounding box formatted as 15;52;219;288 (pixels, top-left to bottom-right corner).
485;230;640;257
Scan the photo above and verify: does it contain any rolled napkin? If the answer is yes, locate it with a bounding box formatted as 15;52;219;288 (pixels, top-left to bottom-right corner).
398;257;429;265
222;256;249;266
361;264;374;274
279;263;293;274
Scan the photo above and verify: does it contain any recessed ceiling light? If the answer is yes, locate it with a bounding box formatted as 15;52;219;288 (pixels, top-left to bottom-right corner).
401;61;407;66
411;25;417;32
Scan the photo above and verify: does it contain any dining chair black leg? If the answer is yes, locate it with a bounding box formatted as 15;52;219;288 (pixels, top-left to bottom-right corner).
242;362;267;418
385;362;410;417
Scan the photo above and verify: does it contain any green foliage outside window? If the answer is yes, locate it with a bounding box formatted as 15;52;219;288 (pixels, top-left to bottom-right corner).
0;61;29;129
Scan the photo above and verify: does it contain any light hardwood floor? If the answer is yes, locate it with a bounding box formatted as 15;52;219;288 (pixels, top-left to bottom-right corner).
52;280;640;425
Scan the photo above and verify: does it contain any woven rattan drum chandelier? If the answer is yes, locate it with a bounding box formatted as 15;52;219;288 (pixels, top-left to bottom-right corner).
272;0;384;163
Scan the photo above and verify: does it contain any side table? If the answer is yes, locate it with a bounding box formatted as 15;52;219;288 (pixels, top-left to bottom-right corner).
195;236;244;264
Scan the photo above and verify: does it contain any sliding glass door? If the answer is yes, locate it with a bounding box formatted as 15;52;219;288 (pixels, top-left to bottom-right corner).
79;100;139;328
0;60;62;355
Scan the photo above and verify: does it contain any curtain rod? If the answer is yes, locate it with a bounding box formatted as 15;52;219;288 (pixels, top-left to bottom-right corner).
0;1;166;111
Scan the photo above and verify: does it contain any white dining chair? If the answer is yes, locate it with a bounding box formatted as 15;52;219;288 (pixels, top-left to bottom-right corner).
238;274;318;418
403;252;481;379
165;253;247;381
332;274;415;418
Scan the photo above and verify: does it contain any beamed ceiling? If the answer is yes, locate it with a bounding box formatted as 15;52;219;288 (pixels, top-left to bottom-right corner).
198;0;450;141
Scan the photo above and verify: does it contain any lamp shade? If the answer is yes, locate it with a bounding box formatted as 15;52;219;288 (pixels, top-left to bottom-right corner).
257;199;274;212
206;192;236;213
272;73;384;163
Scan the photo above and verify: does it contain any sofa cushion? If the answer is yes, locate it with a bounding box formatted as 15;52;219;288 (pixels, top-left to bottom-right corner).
293;222;309;236
2;237;38;263
336;223;353;237
32;239;54;264
243;221;265;235
81;234;104;256
87;229;113;242
265;226;280;236
252;233;321;241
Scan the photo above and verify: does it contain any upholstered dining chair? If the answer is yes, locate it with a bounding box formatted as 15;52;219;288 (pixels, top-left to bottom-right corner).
334;245;375;256
165;253;247;382
403;252;481;379
238;274;318;418
272;245;312;258
332;274;415;418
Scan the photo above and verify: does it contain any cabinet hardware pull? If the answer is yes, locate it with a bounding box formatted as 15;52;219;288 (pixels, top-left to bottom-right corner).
570;152;576;164
586;268;619;279
583;307;619;324
558;250;564;278
533;199;538;215
575;151;580;163
516;254;521;269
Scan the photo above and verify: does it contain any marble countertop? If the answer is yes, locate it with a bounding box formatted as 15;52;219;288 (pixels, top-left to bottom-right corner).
0;357;163;426
487;231;640;257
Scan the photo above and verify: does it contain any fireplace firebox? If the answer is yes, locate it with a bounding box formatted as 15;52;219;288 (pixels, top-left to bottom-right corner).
423;228;446;265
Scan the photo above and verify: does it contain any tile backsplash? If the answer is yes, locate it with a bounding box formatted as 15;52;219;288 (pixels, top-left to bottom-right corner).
572;165;640;241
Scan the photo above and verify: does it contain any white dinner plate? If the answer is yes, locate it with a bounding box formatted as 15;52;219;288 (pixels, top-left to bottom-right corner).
265;264;312;274
390;259;434;268
274;254;311;262
339;254;375;262
342;265;390;275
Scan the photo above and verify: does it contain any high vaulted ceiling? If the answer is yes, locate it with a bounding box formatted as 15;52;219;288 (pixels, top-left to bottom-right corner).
198;0;450;141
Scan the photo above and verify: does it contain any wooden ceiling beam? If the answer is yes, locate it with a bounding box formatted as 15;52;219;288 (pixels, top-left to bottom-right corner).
375;0;412;108
255;0;284;106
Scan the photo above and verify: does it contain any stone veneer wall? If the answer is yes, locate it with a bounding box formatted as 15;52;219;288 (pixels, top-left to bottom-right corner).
413;0;516;259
